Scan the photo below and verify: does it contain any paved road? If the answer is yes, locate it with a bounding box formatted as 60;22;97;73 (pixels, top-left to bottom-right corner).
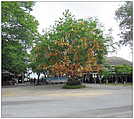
2;84;133;118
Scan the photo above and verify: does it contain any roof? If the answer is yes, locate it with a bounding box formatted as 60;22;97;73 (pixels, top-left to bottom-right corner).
105;56;132;66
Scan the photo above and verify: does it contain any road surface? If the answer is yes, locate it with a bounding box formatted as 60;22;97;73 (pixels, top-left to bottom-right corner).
2;84;133;118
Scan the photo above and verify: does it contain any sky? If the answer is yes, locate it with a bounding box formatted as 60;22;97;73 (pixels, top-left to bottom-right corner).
31;1;132;62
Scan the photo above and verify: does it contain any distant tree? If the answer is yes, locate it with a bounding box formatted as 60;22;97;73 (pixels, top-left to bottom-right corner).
29;38;50;84
115;1;133;49
2;1;39;74
115;64;132;75
100;66;113;78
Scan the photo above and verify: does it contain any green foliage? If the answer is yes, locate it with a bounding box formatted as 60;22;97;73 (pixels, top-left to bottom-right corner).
31;10;112;76
2;1;39;74
66;79;81;86
100;68;112;78
29;36;53;74
63;84;86;89
2;41;27;73
115;64;132;74
115;1;133;48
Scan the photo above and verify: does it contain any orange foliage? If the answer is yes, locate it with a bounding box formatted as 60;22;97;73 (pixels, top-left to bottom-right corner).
48;37;103;77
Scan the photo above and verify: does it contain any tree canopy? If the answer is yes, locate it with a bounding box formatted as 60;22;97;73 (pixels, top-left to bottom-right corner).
115;1;133;48
115;64;132;75
2;1;39;74
30;10;113;79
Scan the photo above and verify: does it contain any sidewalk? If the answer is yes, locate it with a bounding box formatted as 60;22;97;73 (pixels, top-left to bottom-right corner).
2;83;132;98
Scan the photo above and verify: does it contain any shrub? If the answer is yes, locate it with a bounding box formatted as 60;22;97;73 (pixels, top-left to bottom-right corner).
62;84;86;89
66;79;81;86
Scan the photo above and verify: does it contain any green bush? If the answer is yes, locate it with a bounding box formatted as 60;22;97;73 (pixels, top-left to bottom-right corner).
66;79;81;86
62;84;86;89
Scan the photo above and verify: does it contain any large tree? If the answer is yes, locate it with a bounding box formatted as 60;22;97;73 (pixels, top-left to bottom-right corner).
30;10;113;82
115;1;133;49
2;1;39;74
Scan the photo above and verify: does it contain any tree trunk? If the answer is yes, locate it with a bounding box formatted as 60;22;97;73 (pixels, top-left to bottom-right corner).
99;79;101;84
123;75;127;85
43;73;46;84
21;72;24;83
106;79;108;84
94;78;96;84
36;73;40;85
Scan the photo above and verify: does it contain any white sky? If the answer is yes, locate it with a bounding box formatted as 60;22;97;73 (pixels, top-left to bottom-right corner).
31;1;132;62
